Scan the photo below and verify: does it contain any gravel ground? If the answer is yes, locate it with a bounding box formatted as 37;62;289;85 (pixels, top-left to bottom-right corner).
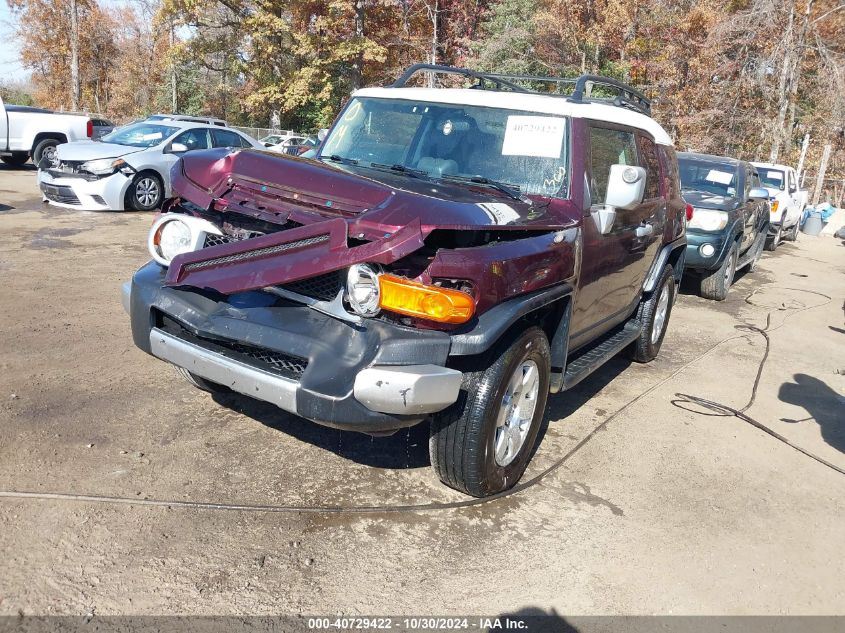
0;164;843;617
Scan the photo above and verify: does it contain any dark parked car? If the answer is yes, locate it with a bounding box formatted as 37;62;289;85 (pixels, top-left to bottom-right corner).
124;65;687;497
678;152;770;300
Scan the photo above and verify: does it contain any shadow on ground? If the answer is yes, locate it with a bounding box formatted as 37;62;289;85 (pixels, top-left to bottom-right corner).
211;356;631;471
778;373;844;454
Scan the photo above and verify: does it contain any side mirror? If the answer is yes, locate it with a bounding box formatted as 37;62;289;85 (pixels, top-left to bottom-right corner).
789;186;797;193
748;187;769;201
605;164;646;210
317;128;329;142
170;142;188;154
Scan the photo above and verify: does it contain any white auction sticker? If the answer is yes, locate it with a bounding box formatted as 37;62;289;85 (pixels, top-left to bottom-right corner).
705;169;734;185
478;202;521;225
501;116;566;159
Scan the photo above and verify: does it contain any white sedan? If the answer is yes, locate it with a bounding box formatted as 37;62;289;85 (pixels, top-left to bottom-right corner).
37;120;262;211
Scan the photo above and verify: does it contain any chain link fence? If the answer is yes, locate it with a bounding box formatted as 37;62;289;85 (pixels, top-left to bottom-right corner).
230;127;300;142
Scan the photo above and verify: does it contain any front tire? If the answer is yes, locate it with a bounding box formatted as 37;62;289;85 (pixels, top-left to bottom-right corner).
128;172;163;211
628;264;675;363
429;327;551;497
700;242;738;301
1;153;30;167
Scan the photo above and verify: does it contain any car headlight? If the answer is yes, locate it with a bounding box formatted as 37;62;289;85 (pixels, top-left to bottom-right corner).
688;208;729;232
346;264;381;316
147;213;224;266
82;157;134;176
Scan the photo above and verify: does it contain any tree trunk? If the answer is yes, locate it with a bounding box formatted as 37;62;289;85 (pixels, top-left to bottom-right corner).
349;0;365;91
170;22;178;112
811;143;831;206
69;0;80;111
769;3;795;162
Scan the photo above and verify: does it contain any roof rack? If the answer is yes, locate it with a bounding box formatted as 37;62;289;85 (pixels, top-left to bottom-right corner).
390;64;651;116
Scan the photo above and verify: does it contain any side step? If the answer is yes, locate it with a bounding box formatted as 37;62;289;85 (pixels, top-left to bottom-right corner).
554;320;643;392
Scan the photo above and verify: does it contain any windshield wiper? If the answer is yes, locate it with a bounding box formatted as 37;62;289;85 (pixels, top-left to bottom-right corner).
366;163;429;179
439;175;526;202
323;154;359;165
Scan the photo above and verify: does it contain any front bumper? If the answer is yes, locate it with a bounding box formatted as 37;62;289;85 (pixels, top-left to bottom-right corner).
683;229;732;271
38;169;131;211
124;263;462;434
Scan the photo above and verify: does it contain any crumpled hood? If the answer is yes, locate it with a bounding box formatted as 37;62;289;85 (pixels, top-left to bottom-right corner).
56;141;145;162
177;148;575;231
681;190;738;211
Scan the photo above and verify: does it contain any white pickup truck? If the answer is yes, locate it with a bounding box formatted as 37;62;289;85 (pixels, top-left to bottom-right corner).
751;161;808;250
0;98;93;167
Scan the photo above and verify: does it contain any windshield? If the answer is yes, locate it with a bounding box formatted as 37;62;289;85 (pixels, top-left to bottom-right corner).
101;123;178;148
679;158;738;197
319;97;570;198
758;168;785;190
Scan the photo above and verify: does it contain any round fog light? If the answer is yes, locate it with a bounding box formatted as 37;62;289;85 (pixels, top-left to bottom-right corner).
346;264;381;316
699;243;716;258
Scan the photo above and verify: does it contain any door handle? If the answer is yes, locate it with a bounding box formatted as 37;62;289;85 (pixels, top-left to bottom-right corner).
635;223;654;238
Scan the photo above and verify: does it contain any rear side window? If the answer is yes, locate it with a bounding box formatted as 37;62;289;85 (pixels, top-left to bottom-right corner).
212;129;248;148
173;128;210;151
637;135;661;199
589;126;638;205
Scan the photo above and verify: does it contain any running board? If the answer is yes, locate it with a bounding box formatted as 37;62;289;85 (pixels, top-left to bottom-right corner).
551;320;643;392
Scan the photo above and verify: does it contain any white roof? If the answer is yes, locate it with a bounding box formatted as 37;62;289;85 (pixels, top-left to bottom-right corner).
751;161;793;171
354;87;673;146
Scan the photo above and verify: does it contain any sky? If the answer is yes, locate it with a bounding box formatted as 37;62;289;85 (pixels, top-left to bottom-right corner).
0;3;27;83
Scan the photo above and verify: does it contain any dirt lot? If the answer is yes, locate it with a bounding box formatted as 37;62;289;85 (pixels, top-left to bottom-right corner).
1;164;844;617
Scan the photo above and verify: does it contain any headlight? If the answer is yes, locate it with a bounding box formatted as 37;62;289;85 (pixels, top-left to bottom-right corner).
82;157;134;176
346;264;381;316
147;213;223;266
688;208;729;232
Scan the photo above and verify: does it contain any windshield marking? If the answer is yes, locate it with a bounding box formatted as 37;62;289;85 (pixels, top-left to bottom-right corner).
501;115;566;159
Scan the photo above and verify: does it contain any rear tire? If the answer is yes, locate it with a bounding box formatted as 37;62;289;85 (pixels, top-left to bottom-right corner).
429;327;551;497
175;366;227;394
628;264;675;363
1;153;29;167
766;221;783;251
700;242;738;301
32;138;61;166
785;218;800;241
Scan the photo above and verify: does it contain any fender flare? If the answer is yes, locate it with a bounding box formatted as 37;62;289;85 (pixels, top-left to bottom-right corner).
449;283;573;356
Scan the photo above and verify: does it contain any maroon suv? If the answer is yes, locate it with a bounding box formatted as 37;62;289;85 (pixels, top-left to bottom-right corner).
124;65;687;497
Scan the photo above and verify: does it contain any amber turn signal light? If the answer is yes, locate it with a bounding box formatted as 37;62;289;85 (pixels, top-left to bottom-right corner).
378;274;475;324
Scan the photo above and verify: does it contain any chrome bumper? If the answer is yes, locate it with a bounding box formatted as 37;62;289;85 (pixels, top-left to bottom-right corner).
150;328;299;412
148;327;462;417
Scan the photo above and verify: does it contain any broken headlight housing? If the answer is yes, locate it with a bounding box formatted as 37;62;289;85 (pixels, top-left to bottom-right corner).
82;157;135;177
148;213;223;266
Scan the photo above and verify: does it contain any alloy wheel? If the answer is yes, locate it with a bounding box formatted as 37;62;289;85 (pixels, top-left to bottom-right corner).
650;283;671;345
494;359;540;467
135;177;160;208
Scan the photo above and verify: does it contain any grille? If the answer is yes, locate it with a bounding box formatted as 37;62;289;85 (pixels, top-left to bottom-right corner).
185;234;330;272
159;316;308;380
280;271;343;301
40;183;80;205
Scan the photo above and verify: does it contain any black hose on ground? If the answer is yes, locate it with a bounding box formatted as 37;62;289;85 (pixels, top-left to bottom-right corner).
0;287;838;514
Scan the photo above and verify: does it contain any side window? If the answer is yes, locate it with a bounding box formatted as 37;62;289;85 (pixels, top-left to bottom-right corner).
212;129;247;148
637;134;661;199
589;126;638;205
787;169;796;192
172;129;210;152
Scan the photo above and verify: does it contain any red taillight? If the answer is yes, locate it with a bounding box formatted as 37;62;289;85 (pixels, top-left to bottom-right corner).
685;203;693;222
86;119;93;138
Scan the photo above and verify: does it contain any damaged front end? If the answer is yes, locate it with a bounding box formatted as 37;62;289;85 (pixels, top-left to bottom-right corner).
125;149;578;433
